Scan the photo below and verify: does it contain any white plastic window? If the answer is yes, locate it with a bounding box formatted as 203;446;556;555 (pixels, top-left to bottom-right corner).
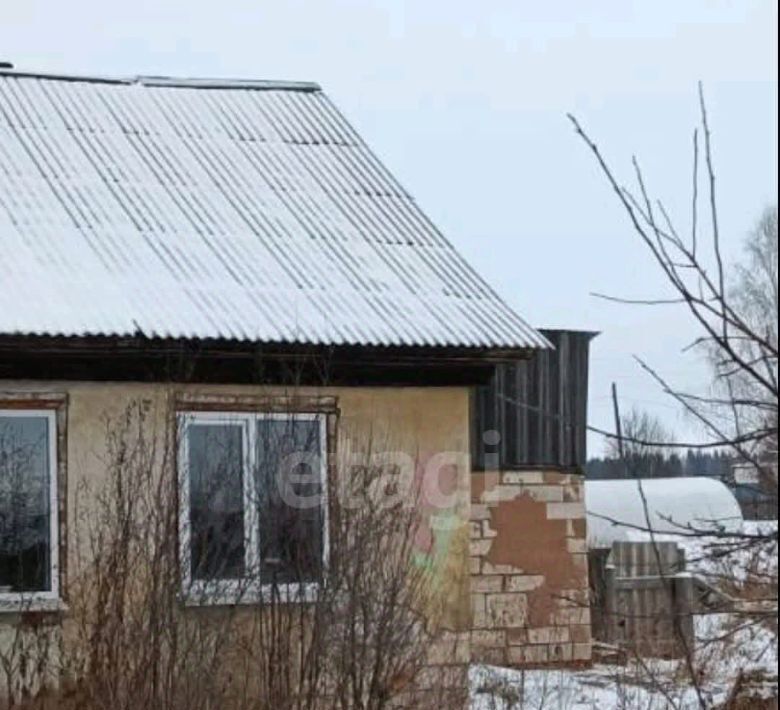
0;410;59;606
178;411;328;604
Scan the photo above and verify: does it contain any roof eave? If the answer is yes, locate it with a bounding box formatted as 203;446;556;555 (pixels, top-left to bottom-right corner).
0;334;537;387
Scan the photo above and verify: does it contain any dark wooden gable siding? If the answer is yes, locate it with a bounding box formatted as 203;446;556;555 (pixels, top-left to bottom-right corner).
472;330;596;470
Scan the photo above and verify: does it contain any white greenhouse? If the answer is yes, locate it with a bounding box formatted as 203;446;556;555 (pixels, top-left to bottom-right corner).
585;477;744;549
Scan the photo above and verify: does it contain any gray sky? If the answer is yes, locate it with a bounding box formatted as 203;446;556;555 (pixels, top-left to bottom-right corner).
3;0;778;455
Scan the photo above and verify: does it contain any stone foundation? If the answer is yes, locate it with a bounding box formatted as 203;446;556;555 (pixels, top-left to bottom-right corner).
470;470;592;668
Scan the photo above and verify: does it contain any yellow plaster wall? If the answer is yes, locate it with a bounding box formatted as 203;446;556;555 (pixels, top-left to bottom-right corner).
0;381;472;634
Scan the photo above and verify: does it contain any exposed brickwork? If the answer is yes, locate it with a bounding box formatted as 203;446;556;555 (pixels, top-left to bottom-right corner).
470;470;593;669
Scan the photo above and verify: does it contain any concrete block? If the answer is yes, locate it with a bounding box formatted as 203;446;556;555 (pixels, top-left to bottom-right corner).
509;645;549;666
547;502;586;520
471;630;506;648
472;647;508;667
506;575;545;593
503;471;545;485
470;504;491;521
528;627;570;645
482;560;523;576
507;628;528;646
480;488;507;504
560;588;590;607
544;471;573;485
472;593;488;629
482;520;498;538
473;576;504;594
573;643;593;662
470;539;492;557
563;485;583;502
557;607;591;626
571;624;592;645
549;644;574;662
528;485;565;503
486;593;528;629
499;484;531;501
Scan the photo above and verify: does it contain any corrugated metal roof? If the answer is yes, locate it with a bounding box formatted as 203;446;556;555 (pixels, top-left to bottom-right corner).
0;69;550;351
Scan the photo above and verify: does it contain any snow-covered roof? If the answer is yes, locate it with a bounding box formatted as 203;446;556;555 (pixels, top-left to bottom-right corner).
585;478;744;549
0;68;549;351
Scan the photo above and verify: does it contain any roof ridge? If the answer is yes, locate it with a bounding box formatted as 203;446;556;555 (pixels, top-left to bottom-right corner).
0;66;547;352
0;67;321;92
138;76;321;91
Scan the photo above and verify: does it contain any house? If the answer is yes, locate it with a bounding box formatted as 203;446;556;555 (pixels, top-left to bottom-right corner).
0;65;591;706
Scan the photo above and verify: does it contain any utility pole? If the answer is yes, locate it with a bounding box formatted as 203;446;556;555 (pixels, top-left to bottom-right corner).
612;382;625;461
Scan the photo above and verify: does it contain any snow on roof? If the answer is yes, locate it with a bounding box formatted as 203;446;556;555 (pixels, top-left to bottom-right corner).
0;68;549;351
585;478;744;549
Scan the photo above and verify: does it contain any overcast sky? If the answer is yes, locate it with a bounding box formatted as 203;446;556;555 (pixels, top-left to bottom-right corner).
3;0;778;455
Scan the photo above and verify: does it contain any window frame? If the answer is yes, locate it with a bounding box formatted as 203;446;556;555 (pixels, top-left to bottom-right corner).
0;408;60;607
177;410;330;605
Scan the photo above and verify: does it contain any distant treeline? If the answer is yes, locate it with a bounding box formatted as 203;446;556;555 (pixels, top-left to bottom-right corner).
586;450;733;480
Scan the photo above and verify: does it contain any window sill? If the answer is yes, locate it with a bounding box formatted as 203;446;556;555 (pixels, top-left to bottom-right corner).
181;582;321;608
0;597;68;615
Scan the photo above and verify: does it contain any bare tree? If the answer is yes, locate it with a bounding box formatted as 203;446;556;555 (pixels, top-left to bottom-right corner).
607;407;675;477
569;87;778;707
714;208;779;496
569;86;778;512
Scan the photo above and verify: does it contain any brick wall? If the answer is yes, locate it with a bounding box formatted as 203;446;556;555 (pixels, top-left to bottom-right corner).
470;470;592;668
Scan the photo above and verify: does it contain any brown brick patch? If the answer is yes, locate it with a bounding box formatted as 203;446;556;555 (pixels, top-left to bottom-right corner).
470;470;592;669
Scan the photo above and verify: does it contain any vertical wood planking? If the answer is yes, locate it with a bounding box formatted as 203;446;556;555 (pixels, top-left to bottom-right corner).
472;329;597;470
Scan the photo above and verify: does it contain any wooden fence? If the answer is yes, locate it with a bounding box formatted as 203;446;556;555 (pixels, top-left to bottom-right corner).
590;542;696;659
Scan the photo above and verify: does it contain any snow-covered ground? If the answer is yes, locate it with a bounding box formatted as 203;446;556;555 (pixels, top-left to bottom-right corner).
471;615;777;709
471;521;778;709
471;663;708;709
